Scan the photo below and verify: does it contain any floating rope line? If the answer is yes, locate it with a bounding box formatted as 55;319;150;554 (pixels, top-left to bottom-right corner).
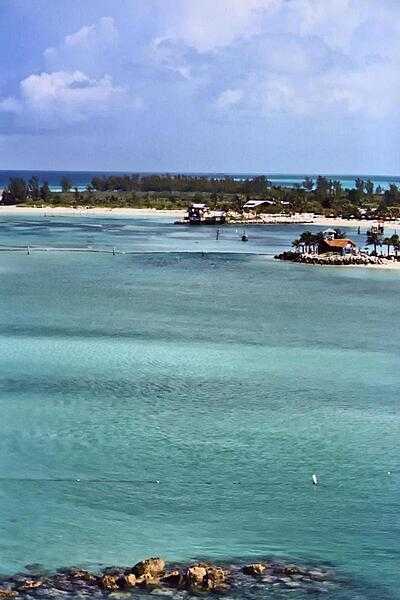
0;245;276;256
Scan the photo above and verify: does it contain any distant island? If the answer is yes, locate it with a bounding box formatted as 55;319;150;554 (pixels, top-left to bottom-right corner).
2;173;400;224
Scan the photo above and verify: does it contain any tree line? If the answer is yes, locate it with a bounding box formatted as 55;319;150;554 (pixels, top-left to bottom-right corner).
2;173;400;221
88;174;272;195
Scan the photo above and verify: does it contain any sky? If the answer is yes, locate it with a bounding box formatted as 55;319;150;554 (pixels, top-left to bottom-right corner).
0;0;399;174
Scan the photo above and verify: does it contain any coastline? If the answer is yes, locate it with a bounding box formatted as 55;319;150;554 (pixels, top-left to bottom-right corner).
0;206;187;219
1;205;400;230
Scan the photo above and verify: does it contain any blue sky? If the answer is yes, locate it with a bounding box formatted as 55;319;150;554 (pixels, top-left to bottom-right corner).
0;0;399;174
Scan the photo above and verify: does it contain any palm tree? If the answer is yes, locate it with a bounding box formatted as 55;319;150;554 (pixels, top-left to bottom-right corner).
366;230;383;255
391;234;400;259
292;238;301;253
383;236;392;257
299;231;314;253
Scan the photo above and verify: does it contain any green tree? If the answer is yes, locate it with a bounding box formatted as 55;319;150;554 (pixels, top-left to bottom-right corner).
355;178;365;194
40;181;51;202
299;231;316;253
383;236;392;256
391;234;400;258
28;176;40;202
365;179;374;196
60;176;72;193
384;184;399;205
232;194;244;213
302;176;314;191
1;178;27;204
292;238;301;252
315;176;331;208
332;180;342;200
366;229;383;255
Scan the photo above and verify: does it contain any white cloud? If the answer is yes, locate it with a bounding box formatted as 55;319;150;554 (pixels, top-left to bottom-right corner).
65;16;118;48
284;0;364;50
216;88;243;109
235;57;400;119
163;0;280;52
0;96;22;113
0;70;139;127
44;17;119;73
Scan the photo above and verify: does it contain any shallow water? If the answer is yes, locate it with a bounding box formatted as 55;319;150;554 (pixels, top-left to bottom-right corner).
0;216;399;599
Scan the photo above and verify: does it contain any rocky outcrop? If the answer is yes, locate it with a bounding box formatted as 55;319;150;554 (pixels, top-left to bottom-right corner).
132;557;165;579
14;580;43;592
203;565;227;590
0;556;337;598
160;570;183;587
67;569;96;583
0;590;17;599
117;574;136;589
98;575;119;591
186;565;207;587
275;250;393;267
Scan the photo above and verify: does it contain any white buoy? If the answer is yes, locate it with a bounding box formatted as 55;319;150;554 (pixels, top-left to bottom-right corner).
387;471;391;475
312;473;318;485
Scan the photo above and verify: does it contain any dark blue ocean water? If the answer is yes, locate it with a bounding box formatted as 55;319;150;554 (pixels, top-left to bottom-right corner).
0;170;399;191
0;215;399;600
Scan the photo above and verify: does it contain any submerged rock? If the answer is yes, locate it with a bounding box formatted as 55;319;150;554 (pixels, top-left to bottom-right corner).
271;564;304;576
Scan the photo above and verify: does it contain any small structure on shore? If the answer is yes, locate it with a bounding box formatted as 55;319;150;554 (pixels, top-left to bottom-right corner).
243;199;275;210
187;203;209;224
176;203;226;225
318;238;357;255
274;228;389;266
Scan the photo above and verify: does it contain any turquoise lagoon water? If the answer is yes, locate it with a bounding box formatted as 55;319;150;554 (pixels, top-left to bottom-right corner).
0;215;399;599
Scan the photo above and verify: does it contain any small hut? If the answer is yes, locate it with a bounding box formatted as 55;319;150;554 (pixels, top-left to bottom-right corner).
318;238;357;255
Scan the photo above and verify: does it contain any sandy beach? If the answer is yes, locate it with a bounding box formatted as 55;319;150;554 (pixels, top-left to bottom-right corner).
0;206;187;219
1;205;399;231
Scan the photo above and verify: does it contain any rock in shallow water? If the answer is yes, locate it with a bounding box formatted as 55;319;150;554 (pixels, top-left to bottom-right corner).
0;556;338;598
133;558;165;580
117;574;136;589
0;590;17;599
242;564;266;576
99;575;119;591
